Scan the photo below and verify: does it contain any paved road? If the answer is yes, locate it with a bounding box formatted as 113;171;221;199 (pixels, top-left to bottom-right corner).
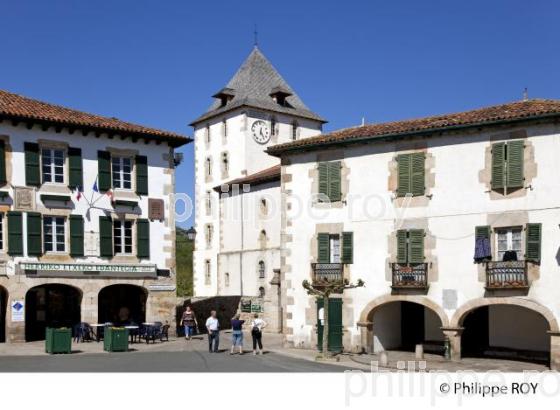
0;350;351;372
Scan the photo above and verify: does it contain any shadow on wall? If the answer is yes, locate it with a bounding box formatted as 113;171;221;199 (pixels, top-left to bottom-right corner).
176;296;242;336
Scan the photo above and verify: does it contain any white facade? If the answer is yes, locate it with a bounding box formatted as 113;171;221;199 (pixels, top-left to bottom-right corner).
0;90;189;342
277;117;560;367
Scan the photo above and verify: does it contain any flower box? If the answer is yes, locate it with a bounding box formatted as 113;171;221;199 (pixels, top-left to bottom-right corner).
103;327;129;352
45;327;72;354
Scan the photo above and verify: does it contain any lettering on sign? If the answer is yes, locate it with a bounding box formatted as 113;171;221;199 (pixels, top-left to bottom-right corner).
20;262;157;274
148;198;165;221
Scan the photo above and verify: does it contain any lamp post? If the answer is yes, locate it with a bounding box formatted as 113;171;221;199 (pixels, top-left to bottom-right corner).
186;227;196;241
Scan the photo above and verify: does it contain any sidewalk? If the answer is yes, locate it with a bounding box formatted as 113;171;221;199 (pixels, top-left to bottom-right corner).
0;332;549;372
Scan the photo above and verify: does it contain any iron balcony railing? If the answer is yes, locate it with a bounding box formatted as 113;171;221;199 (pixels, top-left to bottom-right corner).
391;263;429;289
485;260;529;289
311;263;344;285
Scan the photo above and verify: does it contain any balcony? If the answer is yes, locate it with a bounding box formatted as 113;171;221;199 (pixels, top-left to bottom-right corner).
391;263;428;289
311;263;344;287
485;260;529;289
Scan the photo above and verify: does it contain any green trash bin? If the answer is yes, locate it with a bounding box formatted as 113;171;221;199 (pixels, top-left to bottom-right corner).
104;327;129;352
45;327;72;354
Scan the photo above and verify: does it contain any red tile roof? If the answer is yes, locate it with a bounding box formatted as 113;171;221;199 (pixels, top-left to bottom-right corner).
267;99;560;155
214;164;281;191
0;89;190;146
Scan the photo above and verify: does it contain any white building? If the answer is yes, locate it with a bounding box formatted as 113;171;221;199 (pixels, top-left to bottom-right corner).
267;100;560;369
191;47;325;330
0;89;190;343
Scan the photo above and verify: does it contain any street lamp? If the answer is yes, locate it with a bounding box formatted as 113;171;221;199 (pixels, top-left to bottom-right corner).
186;226;197;241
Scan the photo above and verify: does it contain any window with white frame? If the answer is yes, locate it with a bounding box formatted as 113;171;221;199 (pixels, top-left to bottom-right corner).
221;152;229;175
112;156;132;189
0;213;4;251
291;121;298;140
205;259;211;285
258;260;265;279
114;220;133;255
205;224;213;247
41;148;65;183
43;216;66;253
496;227;522;261
205;191;212;215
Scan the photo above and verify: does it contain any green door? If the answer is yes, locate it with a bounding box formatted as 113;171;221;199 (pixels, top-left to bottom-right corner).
316;298;343;353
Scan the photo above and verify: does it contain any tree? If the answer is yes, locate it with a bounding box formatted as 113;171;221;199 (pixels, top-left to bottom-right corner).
302;278;365;359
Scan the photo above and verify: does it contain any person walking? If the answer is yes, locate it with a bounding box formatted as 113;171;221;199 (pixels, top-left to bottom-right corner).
230;314;245;355
250;313;267;355
205;310;220;353
180;306;198;340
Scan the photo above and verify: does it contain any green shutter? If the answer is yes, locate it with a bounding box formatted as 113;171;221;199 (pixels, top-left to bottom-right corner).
69;215;84;257
318;162;329;199
397;154;411;197
341;231;353;264
135;155;148;195
491;142;505;190
525;223;542;263
506;140;524;189
137;219;150;258
27;212;42;256
68;147;83;189
99;216;113;257
411;153;425;196
396;230;408;264
327;161;341;202
0;140;6;184
24;142;41;186
475;225;491;240
97;150;111;192
408;229;425;264
317;233;330;263
7;211;23;256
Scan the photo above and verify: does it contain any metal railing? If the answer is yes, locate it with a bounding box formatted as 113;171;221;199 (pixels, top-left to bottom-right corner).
485;260;528;289
311;263;344;284
391;263;429;289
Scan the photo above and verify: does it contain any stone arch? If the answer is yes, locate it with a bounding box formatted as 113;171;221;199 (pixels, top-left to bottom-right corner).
25;283;83;342
98;284;148;325
359;294;449;327
451;297;559;332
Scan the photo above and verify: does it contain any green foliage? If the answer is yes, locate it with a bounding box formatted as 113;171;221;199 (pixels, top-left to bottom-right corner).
176;227;194;296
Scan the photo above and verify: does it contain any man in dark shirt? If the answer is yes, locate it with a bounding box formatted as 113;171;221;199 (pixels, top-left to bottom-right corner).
230;314;245;355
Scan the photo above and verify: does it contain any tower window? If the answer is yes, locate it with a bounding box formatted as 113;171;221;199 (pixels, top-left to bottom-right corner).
258;286;265;298
258;260;265;279
270;117;277;136
225;272;230;287
221;152;229;175
205;124;211;144
205;157;212;177
291;121;298;140
222;119;227;138
205;259;211;285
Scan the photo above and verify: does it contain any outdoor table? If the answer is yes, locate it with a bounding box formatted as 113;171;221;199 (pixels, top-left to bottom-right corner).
124;325;140;343
89;324;105;342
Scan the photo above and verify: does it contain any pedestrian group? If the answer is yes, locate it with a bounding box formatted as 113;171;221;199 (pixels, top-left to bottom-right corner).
181;306;267;355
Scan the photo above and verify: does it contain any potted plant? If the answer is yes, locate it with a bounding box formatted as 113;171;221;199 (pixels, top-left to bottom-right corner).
45;327;72;354
103;327;129;352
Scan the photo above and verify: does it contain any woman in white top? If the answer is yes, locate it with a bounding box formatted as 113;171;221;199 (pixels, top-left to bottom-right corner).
250;313;267;355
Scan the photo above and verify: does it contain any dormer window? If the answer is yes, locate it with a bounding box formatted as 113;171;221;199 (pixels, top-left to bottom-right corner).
212;88;235;108
269;87;292;107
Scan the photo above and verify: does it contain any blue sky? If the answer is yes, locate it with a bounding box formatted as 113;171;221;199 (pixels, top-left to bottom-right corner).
2;1;559;227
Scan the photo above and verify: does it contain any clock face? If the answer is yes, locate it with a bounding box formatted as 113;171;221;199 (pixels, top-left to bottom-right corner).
251;120;271;144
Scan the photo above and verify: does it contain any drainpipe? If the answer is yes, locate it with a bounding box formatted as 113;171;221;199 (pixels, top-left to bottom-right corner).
239;188;244;297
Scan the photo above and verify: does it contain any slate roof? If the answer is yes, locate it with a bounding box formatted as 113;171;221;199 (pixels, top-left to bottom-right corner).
213;164;281;192
190;47;326;125
267;99;560;156
0;89;191;147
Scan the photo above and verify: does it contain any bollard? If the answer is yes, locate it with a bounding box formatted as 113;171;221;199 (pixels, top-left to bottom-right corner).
415;344;424;360
380;351;388;367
